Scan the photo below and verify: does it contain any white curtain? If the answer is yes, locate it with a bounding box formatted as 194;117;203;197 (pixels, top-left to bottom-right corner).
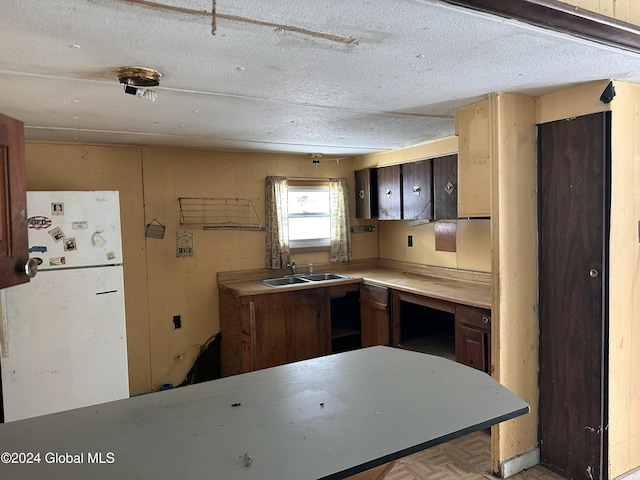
329;178;352;262
265;176;290;269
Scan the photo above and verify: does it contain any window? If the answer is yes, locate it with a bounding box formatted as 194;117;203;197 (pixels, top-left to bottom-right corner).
287;180;330;250
265;176;351;269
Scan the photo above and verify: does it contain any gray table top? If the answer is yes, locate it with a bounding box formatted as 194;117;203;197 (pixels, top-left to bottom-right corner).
0;346;529;480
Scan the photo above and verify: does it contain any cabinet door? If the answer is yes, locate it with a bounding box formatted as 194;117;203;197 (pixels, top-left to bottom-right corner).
288;289;331;363
377;164;401;220
455;323;486;372
251;293;289;371
355;168;378;219
456;99;492;217
402;159;433;220
432;154;458;220
361;303;390;347
360;284;389;347
0;113;29;289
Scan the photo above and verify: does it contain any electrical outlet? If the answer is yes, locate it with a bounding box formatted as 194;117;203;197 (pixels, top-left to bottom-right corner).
408;235;413;247
173;315;182;329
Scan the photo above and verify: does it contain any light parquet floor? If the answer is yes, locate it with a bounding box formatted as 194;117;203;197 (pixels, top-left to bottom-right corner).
350;430;565;480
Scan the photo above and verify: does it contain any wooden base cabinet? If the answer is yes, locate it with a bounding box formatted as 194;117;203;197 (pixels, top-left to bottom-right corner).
359;283;390;347
219;287;331;377
454;304;491;373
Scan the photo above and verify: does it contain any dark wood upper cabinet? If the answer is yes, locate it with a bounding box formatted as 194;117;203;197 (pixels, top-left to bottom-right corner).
354;168;378;219
432;154;458;220
377;164;402;220
357;154;457;221
402;159;433;220
0;112;29;290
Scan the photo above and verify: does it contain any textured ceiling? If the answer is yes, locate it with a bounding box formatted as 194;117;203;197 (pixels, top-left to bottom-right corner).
2;0;640;156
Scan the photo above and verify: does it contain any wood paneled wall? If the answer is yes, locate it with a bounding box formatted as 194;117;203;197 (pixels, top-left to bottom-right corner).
559;0;640;25
23;144;370;395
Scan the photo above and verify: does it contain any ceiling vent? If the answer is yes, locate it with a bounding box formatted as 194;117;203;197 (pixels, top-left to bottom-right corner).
117;66;162;101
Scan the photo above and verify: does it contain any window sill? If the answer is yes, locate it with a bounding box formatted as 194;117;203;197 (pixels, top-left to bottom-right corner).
290;246;330;254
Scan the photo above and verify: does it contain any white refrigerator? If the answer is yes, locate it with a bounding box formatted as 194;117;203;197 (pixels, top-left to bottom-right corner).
0;191;129;422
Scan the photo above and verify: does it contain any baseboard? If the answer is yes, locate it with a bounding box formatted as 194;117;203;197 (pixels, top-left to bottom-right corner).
500;448;540;478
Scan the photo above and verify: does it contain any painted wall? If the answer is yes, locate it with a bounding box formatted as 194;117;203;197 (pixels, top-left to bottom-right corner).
489;93;540;475
607;81;640;478
24;143;151;395
558;0;640;24
23;144;376;394
352;137;492;273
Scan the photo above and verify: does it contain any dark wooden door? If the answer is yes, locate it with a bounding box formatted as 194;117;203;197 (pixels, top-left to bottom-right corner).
402;159;433;220
377;164;401;220
0;112;29;289
354;168;378;219
432;154;458;220
538;112;609;480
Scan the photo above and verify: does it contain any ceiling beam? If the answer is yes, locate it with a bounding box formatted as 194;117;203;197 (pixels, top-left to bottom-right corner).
441;0;640;54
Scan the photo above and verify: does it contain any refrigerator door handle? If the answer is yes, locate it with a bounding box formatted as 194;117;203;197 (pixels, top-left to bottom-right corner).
0;289;9;357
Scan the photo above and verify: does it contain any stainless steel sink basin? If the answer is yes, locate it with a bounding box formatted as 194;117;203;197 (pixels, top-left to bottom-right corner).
300;273;349;281
257;272;350;287
259;276;310;287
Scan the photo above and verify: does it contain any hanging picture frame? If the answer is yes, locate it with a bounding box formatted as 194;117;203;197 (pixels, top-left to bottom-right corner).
145;218;166;239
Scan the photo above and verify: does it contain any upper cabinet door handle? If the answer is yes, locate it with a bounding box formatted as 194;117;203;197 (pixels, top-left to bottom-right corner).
385;188;392;198
445;181;456;195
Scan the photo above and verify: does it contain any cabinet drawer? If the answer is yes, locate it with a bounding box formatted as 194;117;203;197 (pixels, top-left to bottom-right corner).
360;283;388;307
455;304;491;330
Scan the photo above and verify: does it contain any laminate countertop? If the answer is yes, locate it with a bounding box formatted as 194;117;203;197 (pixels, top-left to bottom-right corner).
0;347;527;480
219;267;492;310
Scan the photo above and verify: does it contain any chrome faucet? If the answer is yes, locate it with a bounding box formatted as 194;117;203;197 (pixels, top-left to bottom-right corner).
287;261;297;275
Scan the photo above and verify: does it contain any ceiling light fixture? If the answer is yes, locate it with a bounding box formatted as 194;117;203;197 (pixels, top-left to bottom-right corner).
311;154;321;168
117;66;162;101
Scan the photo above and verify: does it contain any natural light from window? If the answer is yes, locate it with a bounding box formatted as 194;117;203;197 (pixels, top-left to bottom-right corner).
287;183;330;249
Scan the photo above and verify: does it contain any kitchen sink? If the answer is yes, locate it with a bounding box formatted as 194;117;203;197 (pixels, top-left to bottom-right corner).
300;273;349;281
259;276;310;287
257;272;351;287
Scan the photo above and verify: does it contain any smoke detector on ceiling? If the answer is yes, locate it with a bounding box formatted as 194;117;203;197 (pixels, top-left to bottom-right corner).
117;66;162;101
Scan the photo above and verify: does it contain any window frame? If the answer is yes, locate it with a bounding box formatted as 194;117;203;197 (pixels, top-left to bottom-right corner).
287;179;331;253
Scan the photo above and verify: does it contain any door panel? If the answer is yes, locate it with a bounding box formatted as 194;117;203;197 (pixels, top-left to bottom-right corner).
433;154;458;220
288;289;330;362
377;164;401;220
0;113;29;289
538;112;609;480
1;267;129;421
454;323;485;372
355;168;378;219
402;159;433;220
253;294;289;370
